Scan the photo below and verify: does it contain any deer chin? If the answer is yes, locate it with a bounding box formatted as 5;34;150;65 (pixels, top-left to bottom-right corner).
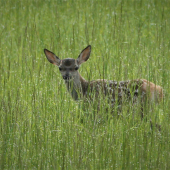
64;77;74;83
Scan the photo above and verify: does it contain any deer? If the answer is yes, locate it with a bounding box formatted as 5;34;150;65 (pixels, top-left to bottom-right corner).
44;45;163;115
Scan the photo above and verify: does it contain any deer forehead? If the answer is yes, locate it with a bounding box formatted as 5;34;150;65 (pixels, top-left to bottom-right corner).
60;58;78;67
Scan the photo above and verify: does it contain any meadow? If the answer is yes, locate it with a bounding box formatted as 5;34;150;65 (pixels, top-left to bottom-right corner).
0;0;170;169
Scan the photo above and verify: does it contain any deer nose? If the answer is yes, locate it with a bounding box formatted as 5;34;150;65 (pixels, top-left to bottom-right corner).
63;74;70;80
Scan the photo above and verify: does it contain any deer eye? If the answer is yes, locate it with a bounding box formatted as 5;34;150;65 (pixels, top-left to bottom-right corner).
75;67;79;70
59;67;62;71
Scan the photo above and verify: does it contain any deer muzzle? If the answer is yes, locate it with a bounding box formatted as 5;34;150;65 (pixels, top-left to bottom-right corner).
63;74;71;80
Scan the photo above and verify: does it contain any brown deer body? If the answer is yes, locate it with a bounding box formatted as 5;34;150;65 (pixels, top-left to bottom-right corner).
44;45;163;109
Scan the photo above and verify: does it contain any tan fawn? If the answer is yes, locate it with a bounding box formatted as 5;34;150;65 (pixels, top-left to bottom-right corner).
44;45;163;112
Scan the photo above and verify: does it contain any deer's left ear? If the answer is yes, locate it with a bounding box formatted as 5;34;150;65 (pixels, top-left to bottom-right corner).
77;45;91;65
44;49;61;66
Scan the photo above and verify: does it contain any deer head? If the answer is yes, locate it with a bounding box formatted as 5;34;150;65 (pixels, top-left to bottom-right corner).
44;45;91;82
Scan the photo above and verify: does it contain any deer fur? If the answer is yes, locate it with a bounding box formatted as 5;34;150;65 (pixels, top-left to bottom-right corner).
44;45;163;108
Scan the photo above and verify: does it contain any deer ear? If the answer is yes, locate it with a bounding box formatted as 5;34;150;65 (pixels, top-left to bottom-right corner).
77;45;91;65
44;49;61;66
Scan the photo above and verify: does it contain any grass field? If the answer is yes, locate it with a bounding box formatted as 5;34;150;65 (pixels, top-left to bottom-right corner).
0;0;170;169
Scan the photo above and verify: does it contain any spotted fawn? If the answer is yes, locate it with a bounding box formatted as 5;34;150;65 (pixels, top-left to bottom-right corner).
44;45;163;109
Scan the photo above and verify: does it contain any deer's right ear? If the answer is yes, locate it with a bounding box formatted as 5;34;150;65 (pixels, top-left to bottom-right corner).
44;49;61;66
77;45;91;65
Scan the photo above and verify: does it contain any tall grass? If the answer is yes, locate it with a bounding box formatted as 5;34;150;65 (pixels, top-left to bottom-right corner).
0;0;170;169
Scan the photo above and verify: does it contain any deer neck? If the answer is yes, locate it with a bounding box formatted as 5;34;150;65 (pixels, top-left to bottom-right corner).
65;72;88;100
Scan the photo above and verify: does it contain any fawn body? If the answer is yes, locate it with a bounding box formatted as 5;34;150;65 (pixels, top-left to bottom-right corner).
44;45;163;108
